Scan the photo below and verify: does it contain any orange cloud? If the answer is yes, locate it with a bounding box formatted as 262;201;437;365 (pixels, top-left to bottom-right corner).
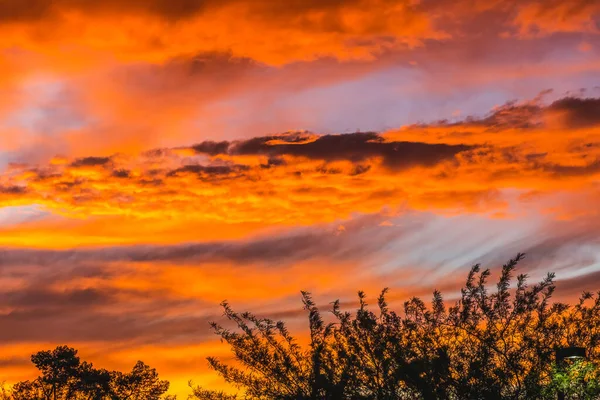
0;132;473;235
2;97;600;236
512;0;600;37
2;0;597;164
0;0;445;66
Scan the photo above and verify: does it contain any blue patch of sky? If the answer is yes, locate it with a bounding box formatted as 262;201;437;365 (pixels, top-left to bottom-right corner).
3;78;88;135
201;58;600;139
0;78;90;168
372;211;545;286
0;204;50;226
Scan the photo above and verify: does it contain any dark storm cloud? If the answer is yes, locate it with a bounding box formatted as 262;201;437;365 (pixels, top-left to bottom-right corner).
476;102;543;130
70;156;112;168
191;140;231;156
0;185;27;195
350;164;372;175
192;132;473;170
167;164;250;177
260;156;287;169
429;96;600;132
547;97;600;128
112;169;131;178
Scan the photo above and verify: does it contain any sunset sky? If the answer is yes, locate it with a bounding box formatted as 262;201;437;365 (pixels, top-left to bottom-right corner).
1;0;600;396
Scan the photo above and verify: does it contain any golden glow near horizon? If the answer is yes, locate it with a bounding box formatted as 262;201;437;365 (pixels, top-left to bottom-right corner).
1;0;600;396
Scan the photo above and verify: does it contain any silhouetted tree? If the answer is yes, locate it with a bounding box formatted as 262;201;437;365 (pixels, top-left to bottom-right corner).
110;361;170;400
9;346;171;400
192;254;600;399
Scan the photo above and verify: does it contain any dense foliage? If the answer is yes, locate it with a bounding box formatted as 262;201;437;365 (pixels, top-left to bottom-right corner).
192;254;600;399
7;346;172;400
546;360;600;399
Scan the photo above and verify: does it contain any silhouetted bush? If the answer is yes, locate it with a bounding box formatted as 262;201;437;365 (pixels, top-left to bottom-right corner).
9;346;172;400
192;254;600;399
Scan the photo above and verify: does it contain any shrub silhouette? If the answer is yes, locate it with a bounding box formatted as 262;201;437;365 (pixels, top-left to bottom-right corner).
192;254;600;399
10;346;171;400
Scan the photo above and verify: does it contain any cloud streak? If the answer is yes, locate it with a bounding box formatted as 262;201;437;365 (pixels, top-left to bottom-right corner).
191;132;473;170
